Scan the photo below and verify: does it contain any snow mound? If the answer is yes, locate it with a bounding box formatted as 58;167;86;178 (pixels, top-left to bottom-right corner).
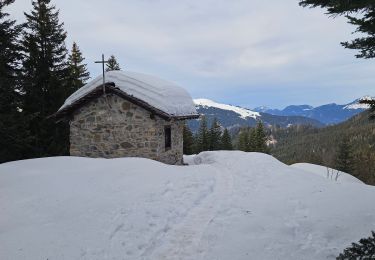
194;98;259;119
291;163;363;184
1;152;374;260
59;70;198;117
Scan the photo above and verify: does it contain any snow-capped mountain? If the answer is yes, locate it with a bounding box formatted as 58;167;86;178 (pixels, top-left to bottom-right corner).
343;96;372;110
189;99;323;132
254;97;371;125
194;99;260;119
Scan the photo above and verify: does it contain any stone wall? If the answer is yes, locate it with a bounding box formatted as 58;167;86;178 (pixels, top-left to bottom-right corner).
69;94;184;165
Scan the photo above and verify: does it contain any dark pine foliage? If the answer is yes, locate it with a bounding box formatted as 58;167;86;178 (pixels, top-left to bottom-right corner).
299;0;375;59
299;0;375;116
253;121;269;154
237;127;251;152
195;115;210;153
221;128;233;150
337;231;375;259
236;121;269;153
21;0;70;158
335;137;355;173
209;118;222;151
0;0;33;163
186;118;233;154
67;42;90;93
183;123;194;155
271;111;375;185
106;55;121;71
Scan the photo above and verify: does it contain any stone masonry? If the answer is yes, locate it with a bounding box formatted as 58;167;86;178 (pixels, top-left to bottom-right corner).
69;94;184;165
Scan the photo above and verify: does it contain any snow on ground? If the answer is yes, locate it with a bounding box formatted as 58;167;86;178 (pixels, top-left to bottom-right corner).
1;151;375;260
291;163;363;184
194;98;260;119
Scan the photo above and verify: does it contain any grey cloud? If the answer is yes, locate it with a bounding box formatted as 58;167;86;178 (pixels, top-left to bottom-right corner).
6;0;375;107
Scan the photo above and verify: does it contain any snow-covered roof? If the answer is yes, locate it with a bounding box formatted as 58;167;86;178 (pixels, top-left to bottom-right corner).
57;71;199;119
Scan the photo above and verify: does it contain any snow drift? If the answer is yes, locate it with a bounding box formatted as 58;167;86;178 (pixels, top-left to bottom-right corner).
291;163;363;184
1;151;374;260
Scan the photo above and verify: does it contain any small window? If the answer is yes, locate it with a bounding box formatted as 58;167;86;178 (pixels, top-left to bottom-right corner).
164;126;171;150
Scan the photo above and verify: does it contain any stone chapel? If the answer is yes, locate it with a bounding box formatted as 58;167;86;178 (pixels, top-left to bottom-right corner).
53;70;199;165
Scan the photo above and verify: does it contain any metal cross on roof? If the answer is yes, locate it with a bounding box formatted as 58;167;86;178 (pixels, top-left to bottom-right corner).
95;54;109;94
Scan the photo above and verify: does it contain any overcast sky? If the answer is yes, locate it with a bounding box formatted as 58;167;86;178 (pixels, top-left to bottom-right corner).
7;0;375;108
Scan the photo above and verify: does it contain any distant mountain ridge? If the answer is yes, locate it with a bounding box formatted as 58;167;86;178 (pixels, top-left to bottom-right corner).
253;97;371;125
189;99;324;132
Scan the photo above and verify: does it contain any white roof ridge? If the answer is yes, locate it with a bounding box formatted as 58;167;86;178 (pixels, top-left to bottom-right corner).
57;70;198;118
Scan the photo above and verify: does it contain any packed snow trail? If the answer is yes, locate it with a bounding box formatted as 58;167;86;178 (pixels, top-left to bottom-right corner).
145;162;234;259
1;152;375;260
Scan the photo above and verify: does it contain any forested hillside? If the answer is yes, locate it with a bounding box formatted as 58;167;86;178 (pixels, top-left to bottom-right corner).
271;111;375;185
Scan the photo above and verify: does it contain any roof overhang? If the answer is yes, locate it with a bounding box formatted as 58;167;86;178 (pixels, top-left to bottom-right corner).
51;83;200;122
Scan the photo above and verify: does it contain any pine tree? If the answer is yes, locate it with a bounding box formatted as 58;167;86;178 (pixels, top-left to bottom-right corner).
0;0;32;162
248;128;257;152
337;231;375;259
106;55;121;71
299;1;375;116
195;116;209;153
299;1;375;59
237;128;250;152
335;137;354;173
209;118;222;150
221;128;233;150
183;123;194;155
254;121;269;153
67;42;90;93
21;0;70;157
0;0;21;128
